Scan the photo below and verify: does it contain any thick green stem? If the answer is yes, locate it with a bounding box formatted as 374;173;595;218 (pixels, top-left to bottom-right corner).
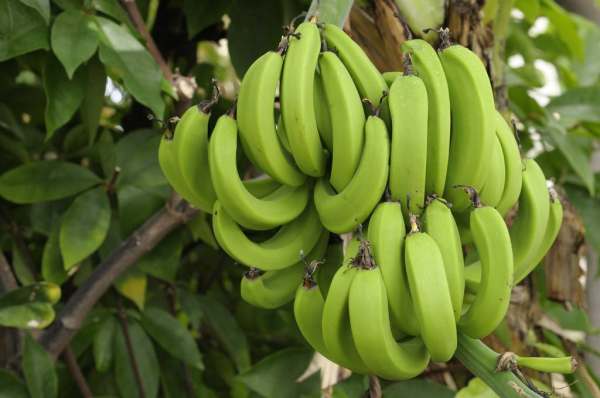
516;355;577;374
455;333;544;398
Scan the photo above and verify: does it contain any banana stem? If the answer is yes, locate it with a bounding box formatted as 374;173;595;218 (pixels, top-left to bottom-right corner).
516;355;577;375
455;333;545;398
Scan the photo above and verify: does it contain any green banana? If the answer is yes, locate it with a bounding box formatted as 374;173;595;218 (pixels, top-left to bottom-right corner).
241;230;329;309
321;238;370;373
349;265;430;379
208;114;310;230
422;198;465;320
405;218;457;362
510;159;550;282
294;275;330;356
514;190;562;284
237;50;306;186
276;116;291;153
459;191;513;338
367;202;419;336
314;115;389;234
389;74;428;215
319;51;365;192
212;200;323;270
382;71;402;86
281;22;325;177
439;45;495;211
495;111;523;216
401;39;450;196
314;70;333;151
243;175;280;198
479;135;506;208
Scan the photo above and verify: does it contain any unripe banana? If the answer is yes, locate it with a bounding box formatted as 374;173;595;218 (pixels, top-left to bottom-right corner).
281;22;326;177
319;51;365;192
243;175;280;198
209;114;310;230
237;50;306;186
314;70;333;151
479;135;506;208
276;116;291;153
405;219;457;362
401;39;451;196
367;202;419;336
439;45;495;211
389;74;428;216
495;111;523;216
382;71;402;86
294;275;330;356
212;200;324;270
422;198;465;320
349;265;430;379
314;115;389;234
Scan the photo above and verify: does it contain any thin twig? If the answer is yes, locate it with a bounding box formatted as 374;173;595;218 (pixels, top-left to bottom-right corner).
117;303;146;398
367;375;381;398
63;346;93;398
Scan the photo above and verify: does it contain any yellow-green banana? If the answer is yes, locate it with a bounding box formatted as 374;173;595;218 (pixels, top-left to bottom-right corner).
389;74;428;216
367;202;419;336
382;71;402;86
405;220;457;362
422;198;464;320
314;70;333;151
439;45;495;211
479;135;506;208
349;264;430;379
294;275;330;356
209;114;309;230
401;39;450;196
319;51;365;192
495;111;523;216
237;50;306;186
212;201;323;270
243;175;280;198
281;22;325;177
314;115;389;233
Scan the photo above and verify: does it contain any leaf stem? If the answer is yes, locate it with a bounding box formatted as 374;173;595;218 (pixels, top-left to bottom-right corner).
63;345;93;398
117;303;146;398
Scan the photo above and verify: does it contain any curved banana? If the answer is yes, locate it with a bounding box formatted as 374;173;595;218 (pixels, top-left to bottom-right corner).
281;22;325;177
314;115;389;233
243;175;280;198
158;135;201;207
367;202;419;336
479;135;506;207
459;193;513;338
241;230;329;309
209;114;310;230
439;45;495;211
401;39;450;196
294;275;330;356
314;70;333;151
405;219;457;362
495;111;523;216
212;201;323;270
514;191;562;283
322;24;388;106
422;198;464;320
349;265;430;379
321;238;370;373
276;116;291;153
389;74;428;215
382;71;402;86
319;51;365;192
510;159;550;282
237;50;306;186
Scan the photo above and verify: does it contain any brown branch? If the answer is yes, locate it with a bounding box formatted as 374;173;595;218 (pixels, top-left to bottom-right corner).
38;198;197;358
0;251;17;292
0;251;21;370
117;304;146;398
63;346;93;398
367;375;381;398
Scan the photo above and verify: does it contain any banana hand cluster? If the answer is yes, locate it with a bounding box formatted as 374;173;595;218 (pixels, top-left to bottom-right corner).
158;20;563;380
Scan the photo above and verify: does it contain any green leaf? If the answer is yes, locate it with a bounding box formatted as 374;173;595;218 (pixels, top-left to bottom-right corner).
93;315;117;372
540;0;584;60
117;184;167;236
141;307;204;370
183;0;231;38
566;185;600;255
383;379;455;397
306;0;354;26
51;9;99;78
42;224;69;284
0;161;100;204
44;56;85;139
95;16;165;117
0;369;29;398
81;56;106;145
0;302;55;329
19;0;50;24
187;213;218;249
11;243;35;286
114;129;167;190
547;87;600;126
60;187;111;269
237;348;319;398
22;333;58;398
137;230;183;282
115;269;147;310
456;377;499;398
114;319;160;398
0;0;49;62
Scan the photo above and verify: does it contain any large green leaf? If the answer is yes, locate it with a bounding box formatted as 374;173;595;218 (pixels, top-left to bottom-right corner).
115;129;166;189
183;0;231;38
540;0;584;60
80;56;106;145
0;0;49;62
93;315;117;372
0;160;100;204
19;0;50;24
22;333;58;398
0;302;55;329
566;184;600;256
384;379;455;397
51;9;99;78
547;87;600;126
0;369;28;398
59;187;111;269
95;16;165;117
136;230;183;282
114;319;160;398
44;56;85;139
306;0;354;26
42;224;69;284
141;307;204;370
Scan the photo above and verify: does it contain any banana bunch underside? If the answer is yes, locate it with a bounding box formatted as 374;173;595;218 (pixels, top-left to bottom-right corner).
157;20;567;380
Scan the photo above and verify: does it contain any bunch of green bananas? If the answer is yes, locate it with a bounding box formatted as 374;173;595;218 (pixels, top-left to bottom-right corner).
158;20;565;379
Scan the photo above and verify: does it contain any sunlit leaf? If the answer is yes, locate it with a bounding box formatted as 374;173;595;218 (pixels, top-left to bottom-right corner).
0;0;49;61
51;9;99;78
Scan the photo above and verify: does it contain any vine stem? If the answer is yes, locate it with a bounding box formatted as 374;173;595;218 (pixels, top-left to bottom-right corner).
63;346;93;398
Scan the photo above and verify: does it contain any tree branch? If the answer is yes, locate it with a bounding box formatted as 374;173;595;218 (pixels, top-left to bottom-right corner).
63;346;93;398
38;198;197;358
0;250;18;292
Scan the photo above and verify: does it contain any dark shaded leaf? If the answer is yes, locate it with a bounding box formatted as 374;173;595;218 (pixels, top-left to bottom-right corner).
0;369;28;398
183;0;231;38
93;315;117;372
187;212;218;249
548;87;600;126
22;333;58;398
384;379;455;397
0;0;49;61
51;9;98;78
117;184;167;236
137;229;183;282
566;184;600;256
30;199;71;236
114;129;166;189
42;224;68;284
306;0;354;26
114;269;147;310
11;243;35;286
81;56;106;145
19;0;50;24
